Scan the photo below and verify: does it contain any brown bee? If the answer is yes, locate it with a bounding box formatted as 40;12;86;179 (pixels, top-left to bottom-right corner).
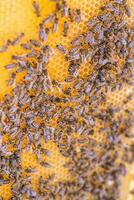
33;0;41;17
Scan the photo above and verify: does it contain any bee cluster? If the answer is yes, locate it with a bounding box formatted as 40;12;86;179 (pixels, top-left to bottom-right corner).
0;0;134;199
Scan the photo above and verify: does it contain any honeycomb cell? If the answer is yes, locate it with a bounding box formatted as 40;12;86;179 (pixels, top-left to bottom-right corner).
0;184;12;200
21;150;37;168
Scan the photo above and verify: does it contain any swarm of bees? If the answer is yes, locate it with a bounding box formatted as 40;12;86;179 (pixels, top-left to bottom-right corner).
0;0;134;199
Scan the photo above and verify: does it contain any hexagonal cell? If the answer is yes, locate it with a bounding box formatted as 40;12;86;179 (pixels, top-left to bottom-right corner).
0;184;12;200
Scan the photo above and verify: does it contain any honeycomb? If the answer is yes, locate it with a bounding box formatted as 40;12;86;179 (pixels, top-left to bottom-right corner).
0;0;134;199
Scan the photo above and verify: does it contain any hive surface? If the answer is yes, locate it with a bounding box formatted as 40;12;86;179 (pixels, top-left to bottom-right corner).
0;0;134;199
